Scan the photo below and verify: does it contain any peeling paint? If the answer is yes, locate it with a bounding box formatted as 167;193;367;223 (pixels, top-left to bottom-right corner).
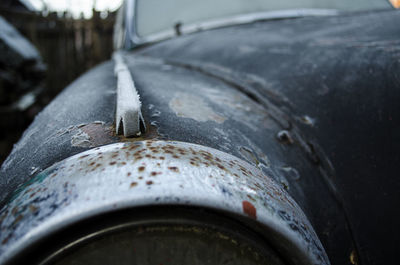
70;123;117;148
71;130;92;148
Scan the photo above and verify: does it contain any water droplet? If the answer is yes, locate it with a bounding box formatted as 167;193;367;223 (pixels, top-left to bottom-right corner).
280;166;301;181
276;130;294;144
151;110;161;117
30;167;40;176
300;115;315;126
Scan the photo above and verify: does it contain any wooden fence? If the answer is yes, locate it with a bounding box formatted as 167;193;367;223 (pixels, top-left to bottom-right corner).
0;8;116;100
0;8;116;164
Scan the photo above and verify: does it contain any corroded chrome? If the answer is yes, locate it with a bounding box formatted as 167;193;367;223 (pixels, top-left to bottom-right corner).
0;141;329;265
113;51;145;137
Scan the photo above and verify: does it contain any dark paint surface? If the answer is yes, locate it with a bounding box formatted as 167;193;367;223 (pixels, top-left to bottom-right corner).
136;9;400;265
0;54;351;264
0;8;399;265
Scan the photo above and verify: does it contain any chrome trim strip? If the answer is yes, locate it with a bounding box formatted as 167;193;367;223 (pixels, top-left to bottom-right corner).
113;51;145;137
125;0;338;47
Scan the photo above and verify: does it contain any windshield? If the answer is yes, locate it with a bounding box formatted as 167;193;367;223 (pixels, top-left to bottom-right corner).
135;0;392;38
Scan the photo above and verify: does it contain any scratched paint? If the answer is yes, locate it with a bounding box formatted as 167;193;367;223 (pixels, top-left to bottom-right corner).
169;92;226;124
0;140;329;265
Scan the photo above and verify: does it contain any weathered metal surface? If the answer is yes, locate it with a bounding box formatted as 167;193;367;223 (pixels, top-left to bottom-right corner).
1;49;353;265
0;140;329;265
121;54;355;265
135;9;400;265
4;10;399;263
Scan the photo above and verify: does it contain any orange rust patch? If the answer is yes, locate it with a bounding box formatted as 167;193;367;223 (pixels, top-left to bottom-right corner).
130;182;138;188
350;249;359;265
242;200;257;219
390;0;400;8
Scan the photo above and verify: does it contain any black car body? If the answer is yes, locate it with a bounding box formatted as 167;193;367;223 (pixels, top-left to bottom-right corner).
0;1;399;264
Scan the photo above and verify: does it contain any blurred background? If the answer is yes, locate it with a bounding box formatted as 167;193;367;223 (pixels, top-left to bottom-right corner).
0;0;122;164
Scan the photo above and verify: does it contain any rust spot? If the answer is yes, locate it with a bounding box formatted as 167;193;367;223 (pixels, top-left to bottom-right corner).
12;214;23;225
79;154;89;159
109;161;117;165
11;207;18;215
2;235;11;245
168;166;179;173
150;171;159;176
129;145;140;151
159;156;165;160
242;200;257;219
29;205;38;213
130;182;138;188
89;162;95;166
138;166;145;172
247;195;256;202
127;172;132;176
146;180;153;185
